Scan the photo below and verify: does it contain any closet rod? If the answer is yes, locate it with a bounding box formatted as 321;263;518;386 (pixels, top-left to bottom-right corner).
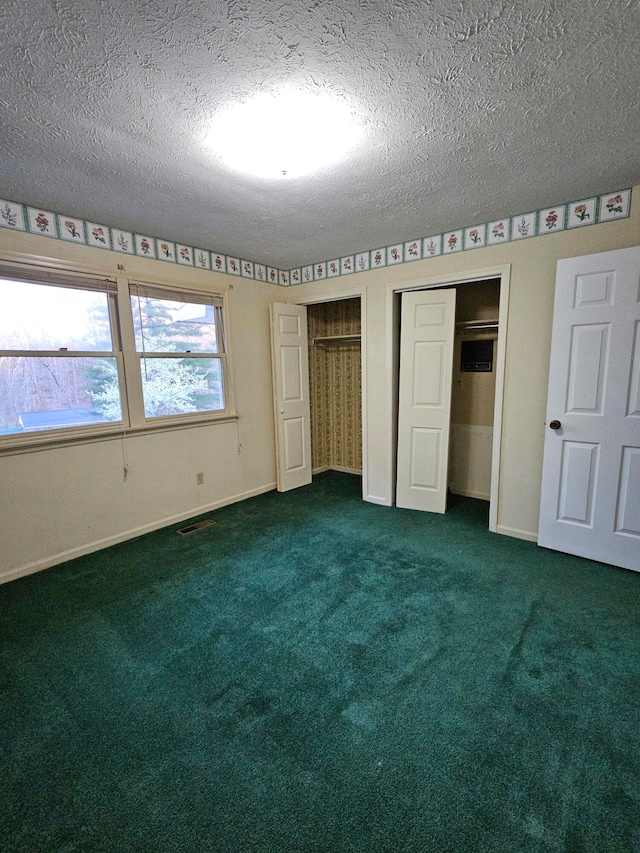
455;319;499;331
312;334;361;345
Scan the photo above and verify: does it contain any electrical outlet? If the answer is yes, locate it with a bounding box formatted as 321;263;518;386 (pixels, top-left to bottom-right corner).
196;472;204;485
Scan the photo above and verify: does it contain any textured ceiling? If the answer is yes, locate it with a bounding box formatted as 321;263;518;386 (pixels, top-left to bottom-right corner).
1;0;639;269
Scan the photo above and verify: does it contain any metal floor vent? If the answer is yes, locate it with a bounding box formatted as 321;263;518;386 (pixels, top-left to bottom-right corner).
177;519;216;535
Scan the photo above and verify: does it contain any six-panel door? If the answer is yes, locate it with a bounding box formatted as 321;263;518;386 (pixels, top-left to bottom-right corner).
538;247;640;571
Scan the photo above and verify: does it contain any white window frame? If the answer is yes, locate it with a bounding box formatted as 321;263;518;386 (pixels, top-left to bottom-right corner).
124;280;231;428
0;261;235;453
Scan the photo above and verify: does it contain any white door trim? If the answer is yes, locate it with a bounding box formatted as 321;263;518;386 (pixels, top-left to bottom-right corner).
386;264;511;532
288;287;368;501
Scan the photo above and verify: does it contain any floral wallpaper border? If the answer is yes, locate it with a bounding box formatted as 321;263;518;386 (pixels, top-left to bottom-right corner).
0;200;284;286
0;188;632;287
287;189;632;285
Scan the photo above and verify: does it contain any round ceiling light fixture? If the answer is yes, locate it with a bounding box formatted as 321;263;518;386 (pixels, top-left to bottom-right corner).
204;88;363;180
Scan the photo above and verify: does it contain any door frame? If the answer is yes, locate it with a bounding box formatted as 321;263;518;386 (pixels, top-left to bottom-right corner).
288;286;368;499
386;264;511;533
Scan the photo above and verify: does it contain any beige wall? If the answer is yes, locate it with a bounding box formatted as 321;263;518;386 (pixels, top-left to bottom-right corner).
288;188;640;539
0;229;282;582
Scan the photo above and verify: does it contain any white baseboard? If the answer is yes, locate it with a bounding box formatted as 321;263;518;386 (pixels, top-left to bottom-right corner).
450;487;490;501
0;482;277;586
495;524;538;542
313;465;362;476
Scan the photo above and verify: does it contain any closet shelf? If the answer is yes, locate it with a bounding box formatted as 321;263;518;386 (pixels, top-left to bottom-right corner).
312;334;361;346
455;319;499;332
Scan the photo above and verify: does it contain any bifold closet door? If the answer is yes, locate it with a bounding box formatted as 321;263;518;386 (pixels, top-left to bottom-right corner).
270;302;312;491
396;288;456;513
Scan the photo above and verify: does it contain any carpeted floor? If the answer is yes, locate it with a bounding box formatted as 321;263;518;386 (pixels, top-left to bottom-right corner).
1;471;639;852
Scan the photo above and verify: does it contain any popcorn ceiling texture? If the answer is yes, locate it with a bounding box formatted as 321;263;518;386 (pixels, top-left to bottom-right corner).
0;0;639;269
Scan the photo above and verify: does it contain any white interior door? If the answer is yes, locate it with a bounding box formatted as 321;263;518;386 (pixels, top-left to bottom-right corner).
396;288;456;512
538;246;640;572
270;302;312;492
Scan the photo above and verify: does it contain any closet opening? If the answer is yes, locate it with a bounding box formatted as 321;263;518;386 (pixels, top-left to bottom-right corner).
393;270;508;531
450;278;500;504
307;297;363;478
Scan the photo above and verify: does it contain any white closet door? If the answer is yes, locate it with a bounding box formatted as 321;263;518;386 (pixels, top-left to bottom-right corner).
270;302;312;492
396;288;456;512
538;246;640;572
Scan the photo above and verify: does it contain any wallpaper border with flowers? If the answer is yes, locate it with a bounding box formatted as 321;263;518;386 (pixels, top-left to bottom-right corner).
287;189;632;285
0;188;631;287
0;200;284;286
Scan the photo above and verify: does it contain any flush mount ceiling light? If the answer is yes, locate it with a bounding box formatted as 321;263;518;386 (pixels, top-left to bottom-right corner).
204;88;363;179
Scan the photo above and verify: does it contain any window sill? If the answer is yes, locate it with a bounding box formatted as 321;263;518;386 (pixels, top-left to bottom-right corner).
0;412;239;457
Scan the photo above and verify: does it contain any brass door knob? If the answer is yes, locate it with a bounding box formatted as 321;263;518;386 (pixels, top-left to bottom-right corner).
549;419;562;430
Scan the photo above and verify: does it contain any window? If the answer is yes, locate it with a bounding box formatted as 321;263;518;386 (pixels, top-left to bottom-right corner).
129;285;226;419
0;270;123;435
0;264;230;443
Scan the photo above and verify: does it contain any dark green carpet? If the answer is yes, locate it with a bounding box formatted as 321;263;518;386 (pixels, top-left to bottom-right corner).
1;472;639;852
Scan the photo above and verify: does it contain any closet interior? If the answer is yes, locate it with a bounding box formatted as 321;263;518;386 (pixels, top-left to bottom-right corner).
307;298;362;475
449;278;500;502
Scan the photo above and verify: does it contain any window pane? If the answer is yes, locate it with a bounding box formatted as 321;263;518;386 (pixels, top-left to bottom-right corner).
0;356;122;434
140;357;224;418
0;279;114;351
131;295;218;353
